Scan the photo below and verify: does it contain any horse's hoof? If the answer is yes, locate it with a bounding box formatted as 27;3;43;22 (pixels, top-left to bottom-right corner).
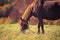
42;32;45;34
38;32;40;34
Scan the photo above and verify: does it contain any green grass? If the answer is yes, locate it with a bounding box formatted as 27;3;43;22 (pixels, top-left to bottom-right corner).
0;24;60;40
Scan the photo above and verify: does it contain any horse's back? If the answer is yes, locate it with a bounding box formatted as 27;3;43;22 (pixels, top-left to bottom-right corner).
43;1;60;20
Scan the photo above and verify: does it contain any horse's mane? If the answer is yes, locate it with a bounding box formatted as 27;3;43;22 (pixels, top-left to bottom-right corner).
22;3;33;20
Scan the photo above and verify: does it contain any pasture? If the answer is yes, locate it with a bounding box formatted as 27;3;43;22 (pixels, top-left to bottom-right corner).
0;24;60;40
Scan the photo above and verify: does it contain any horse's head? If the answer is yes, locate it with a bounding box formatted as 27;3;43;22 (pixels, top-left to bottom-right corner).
20;18;28;33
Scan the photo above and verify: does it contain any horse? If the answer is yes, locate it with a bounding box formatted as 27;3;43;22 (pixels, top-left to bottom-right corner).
20;1;60;33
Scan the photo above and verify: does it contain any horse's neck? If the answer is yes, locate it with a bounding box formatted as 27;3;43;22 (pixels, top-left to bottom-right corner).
21;1;40;21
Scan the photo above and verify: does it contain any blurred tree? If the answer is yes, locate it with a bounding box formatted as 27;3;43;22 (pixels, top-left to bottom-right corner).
0;0;15;6
0;0;6;6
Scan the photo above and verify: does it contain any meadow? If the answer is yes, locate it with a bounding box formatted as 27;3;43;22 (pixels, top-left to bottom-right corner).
0;24;60;40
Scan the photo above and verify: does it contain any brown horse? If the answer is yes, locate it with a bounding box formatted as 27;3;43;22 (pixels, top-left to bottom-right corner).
20;1;60;33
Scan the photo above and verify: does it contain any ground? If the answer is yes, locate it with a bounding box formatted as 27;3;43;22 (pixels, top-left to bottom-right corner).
0;24;60;40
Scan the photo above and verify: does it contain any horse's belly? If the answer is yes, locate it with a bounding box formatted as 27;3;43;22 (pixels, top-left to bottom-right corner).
44;12;60;20
44;11;60;20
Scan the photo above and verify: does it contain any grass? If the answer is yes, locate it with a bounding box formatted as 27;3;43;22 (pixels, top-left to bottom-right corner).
0;24;60;40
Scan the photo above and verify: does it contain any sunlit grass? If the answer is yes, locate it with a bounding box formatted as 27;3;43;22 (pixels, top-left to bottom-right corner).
0;24;60;40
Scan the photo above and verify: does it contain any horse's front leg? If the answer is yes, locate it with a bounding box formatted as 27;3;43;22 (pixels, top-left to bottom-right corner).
40;19;44;34
38;20;41;33
38;19;44;34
